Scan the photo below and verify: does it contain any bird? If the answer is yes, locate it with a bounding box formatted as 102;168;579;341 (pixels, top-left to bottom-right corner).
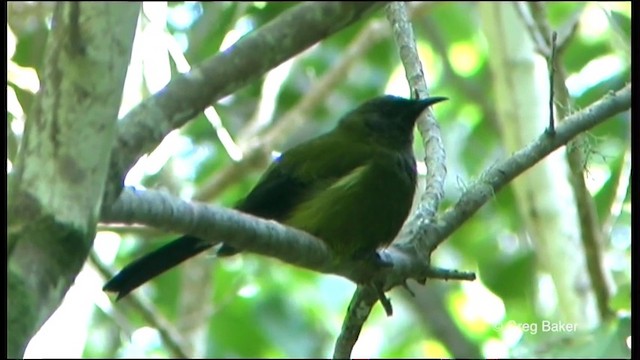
103;95;448;300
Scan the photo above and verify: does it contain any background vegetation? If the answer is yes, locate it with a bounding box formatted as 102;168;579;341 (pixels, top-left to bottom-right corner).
8;2;630;358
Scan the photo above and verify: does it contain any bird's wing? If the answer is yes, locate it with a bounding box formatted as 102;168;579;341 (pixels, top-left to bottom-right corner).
234;162;310;219
235;135;372;221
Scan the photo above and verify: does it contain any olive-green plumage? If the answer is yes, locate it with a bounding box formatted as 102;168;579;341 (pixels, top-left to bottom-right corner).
104;95;447;299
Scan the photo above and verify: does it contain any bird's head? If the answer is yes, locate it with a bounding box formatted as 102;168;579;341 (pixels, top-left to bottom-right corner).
337;95;448;150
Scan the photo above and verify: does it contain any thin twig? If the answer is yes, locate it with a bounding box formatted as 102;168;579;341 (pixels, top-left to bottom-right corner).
555;4;584;53
566;146;614;321
513;2;550;56
555;67;614;323
89;251;192;358
425;266;476;282
601;143;631;238
372;281;393;316
547;31;557;135
528;2;555;48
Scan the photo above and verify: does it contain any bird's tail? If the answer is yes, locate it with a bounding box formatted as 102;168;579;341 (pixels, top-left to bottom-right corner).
103;235;214;300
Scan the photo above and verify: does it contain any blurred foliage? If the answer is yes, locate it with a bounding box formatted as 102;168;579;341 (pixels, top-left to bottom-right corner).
9;2;630;358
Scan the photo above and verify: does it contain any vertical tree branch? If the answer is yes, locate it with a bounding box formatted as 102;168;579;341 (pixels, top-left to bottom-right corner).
528;2;615;322
387;2;447;224
334;2;447;358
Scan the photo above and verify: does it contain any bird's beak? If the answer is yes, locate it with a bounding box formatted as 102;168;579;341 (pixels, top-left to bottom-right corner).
406;96;448;120
420;96;448;107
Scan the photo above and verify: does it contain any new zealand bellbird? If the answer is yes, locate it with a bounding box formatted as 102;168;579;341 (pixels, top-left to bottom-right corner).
103;95;447;299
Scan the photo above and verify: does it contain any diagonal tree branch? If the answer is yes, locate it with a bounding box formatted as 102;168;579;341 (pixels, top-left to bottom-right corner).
422;84;630;252
104;1;386;204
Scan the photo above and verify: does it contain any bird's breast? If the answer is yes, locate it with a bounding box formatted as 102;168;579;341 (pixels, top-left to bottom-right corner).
284;152;416;258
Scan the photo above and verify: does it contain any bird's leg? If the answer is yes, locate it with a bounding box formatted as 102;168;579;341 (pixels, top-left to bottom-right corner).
351;249;395;316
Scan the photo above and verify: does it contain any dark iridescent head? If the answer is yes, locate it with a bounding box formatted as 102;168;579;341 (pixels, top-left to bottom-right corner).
338;95;448;150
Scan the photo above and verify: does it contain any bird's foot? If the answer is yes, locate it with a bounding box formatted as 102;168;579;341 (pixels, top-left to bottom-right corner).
350;250;394;316
371;280;393;316
352;248;394;269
